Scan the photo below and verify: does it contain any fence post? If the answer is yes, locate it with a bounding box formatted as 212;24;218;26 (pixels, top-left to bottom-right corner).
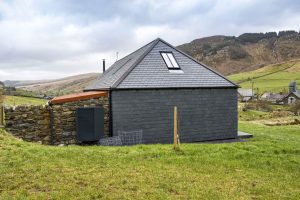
173;106;178;150
0;105;3;127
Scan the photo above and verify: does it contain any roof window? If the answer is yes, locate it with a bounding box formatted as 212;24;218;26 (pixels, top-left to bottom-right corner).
160;52;180;70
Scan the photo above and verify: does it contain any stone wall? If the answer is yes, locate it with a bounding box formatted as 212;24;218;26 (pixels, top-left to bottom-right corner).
4;96;109;145
51;97;109;145
5;105;51;144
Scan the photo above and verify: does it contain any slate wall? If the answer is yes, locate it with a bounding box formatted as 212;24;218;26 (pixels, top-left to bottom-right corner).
111;88;238;144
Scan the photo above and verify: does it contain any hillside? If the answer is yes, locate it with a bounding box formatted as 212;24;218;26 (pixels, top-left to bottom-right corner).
228;59;300;93
4;31;300;96
3;95;47;106
13;73;100;96
178;31;300;75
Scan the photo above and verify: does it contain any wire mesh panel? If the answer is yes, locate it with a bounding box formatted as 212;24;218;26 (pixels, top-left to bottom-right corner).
99;136;122;146
118;130;143;145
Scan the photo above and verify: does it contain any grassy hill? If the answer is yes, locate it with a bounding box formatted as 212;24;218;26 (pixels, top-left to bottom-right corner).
3;95;48;106
228;59;300;93
0;122;299;199
178;31;300;75
5;73;99;96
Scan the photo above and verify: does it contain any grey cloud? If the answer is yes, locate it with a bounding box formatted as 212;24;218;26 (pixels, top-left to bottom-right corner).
0;0;300;80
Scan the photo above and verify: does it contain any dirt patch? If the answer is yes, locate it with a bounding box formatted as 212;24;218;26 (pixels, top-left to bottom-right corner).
271;111;295;118
264;118;300;126
285;62;300;73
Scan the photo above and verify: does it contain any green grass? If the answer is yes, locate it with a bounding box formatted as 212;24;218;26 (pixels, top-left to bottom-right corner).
3;95;48;106
0;122;299;199
228;60;300;93
238;109;271;121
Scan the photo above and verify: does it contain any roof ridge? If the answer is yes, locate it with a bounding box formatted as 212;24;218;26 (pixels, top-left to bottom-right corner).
111;38;161;88
114;38;160;65
100;38;160;76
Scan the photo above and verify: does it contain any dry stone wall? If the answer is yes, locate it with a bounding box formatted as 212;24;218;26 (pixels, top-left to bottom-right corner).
5;105;51;144
4;97;109;145
52;97;109;145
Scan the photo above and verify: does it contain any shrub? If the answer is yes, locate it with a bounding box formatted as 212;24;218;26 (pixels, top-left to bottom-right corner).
202;43;212;51
265;32;277;38
229;46;248;59
238;33;265;43
271;111;294;118
278;30;298;37
244;101;273;112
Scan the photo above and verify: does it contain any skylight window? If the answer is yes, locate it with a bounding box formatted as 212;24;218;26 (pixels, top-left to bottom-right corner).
160;52;180;69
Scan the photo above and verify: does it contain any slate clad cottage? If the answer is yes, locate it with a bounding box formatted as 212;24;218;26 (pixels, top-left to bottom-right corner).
85;38;238;144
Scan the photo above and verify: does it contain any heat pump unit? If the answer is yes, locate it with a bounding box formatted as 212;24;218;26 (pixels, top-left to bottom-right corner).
76;107;104;142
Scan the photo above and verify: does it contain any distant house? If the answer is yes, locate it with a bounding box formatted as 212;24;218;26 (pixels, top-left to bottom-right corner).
260;92;285;104
84;38;239;144
282;81;300;104
238;89;254;102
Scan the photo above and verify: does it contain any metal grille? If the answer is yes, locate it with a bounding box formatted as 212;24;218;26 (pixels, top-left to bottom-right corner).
99;136;122;146
118;130;143;145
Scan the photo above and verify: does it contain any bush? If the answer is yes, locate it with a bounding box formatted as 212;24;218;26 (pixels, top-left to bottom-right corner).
238;33;265;43
265;32;277;38
278;30;298;37
244;101;273;112
229;46;248;59
202;43;212;51
271;111;294;118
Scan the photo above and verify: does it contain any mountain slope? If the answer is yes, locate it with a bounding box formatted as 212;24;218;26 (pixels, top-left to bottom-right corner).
5;31;300;96
228;59;300;93
177;31;300;75
17;73;100;96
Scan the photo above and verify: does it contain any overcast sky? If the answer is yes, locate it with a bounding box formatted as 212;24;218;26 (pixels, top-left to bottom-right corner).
0;0;299;81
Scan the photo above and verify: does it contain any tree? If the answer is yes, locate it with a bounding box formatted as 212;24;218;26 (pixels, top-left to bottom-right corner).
278;30;297;37
265;32;277;38
238;33;265;43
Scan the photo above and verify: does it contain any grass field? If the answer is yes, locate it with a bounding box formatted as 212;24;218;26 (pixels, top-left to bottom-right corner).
3;95;48;106
0;121;299;199
228;59;300;93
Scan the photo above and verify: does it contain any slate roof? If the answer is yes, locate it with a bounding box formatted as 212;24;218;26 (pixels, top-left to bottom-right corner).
261;92;285;101
295;91;300;98
283;90;300;99
85;38;238;91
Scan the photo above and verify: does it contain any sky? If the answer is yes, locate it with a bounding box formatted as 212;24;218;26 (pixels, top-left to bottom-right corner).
0;0;299;81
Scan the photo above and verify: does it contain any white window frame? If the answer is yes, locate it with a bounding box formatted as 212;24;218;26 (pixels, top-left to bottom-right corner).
160;52;181;70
